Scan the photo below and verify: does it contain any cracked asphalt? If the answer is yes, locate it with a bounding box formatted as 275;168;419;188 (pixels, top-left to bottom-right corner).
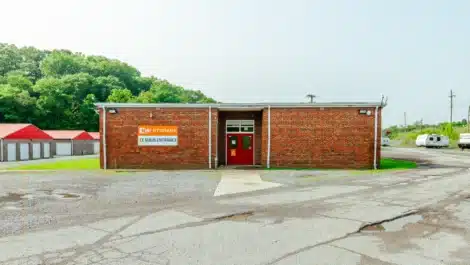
1;148;470;264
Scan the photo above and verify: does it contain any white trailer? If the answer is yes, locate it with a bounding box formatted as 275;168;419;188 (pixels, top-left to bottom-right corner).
416;134;449;148
381;136;390;146
415;134;428;147
458;133;470;150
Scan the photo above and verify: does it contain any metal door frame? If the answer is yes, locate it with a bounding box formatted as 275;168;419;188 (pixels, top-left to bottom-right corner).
225;120;255;166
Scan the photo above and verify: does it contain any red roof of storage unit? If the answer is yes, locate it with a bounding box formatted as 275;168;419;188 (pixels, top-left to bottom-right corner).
0;124;53;140
44;130;94;140
89;132;100;140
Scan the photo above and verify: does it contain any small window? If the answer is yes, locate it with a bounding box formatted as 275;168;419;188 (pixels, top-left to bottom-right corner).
241;125;254;132
429;137;434;141
437;137;441;141
229;136;238;148
242;136;251;150
227;126;240;132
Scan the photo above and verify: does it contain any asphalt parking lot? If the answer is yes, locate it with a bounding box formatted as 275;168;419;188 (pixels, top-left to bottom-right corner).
0;148;470;265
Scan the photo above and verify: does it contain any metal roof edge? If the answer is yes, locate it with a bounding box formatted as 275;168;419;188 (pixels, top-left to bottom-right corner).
94;101;385;109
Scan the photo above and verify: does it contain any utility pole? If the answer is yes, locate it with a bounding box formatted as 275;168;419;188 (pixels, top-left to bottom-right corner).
449;90;456;125
468;105;470;132
306;94;316;103
404;112;407;128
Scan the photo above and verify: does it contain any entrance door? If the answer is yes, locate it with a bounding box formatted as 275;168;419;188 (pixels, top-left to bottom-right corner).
226;134;254;165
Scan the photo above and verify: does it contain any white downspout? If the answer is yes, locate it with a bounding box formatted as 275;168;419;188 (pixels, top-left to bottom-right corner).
0;138;3;162
102;106;107;170
267;105;271;169
373;106;379;170
208;106;212;169
215;114;218;168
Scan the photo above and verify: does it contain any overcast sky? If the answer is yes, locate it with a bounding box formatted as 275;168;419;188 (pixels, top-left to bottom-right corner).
1;0;470;127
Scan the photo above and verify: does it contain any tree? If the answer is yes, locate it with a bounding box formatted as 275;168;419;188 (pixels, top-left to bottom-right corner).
33;78;72;129
92;76;125;102
73;94;98;131
0;42;216;130
0;44;22;76
61;73;95;101
107;88;135;103
0;84;36;122
135;90;154;103
18;46;48;81
6;73;33;91
182;90;216;103
40;51;85;77
85;55;141;94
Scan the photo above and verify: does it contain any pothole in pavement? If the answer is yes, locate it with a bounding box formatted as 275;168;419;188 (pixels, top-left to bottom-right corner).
360;214;423;233
362;223;386;232
55;193;80;199
2;190;82;203
0;193;28;203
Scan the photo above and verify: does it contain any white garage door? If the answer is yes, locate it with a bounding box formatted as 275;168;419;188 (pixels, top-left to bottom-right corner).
93;142;100;154
7;143;16;161
56;142;72;156
20;143;29;160
43;143;50;158
32;143;41;159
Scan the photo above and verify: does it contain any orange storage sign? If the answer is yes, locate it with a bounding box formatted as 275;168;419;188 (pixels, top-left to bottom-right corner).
138;126;178;146
138;126;178;136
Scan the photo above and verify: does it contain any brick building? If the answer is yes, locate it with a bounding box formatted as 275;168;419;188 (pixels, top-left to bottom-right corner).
96;102;385;170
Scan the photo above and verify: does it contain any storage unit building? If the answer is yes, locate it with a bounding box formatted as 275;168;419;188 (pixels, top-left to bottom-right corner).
96;101;386;170
89;132;100;154
44;130;95;156
0;124;54;162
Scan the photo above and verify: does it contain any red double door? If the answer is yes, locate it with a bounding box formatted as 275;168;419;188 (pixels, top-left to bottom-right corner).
226;133;254;165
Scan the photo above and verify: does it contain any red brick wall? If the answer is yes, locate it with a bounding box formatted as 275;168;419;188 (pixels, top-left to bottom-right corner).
100;106;382;169
99;108;217;169
261;107;382;169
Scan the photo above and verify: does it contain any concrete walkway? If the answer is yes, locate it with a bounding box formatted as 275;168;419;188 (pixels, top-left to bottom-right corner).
213;170;282;196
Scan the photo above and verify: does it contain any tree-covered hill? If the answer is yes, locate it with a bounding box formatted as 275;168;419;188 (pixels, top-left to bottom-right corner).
0;43;216;131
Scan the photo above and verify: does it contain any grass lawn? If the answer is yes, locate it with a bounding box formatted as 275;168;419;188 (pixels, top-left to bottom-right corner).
6;157;416;171
8;158;100;170
266;158;417;171
379;158;417;170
